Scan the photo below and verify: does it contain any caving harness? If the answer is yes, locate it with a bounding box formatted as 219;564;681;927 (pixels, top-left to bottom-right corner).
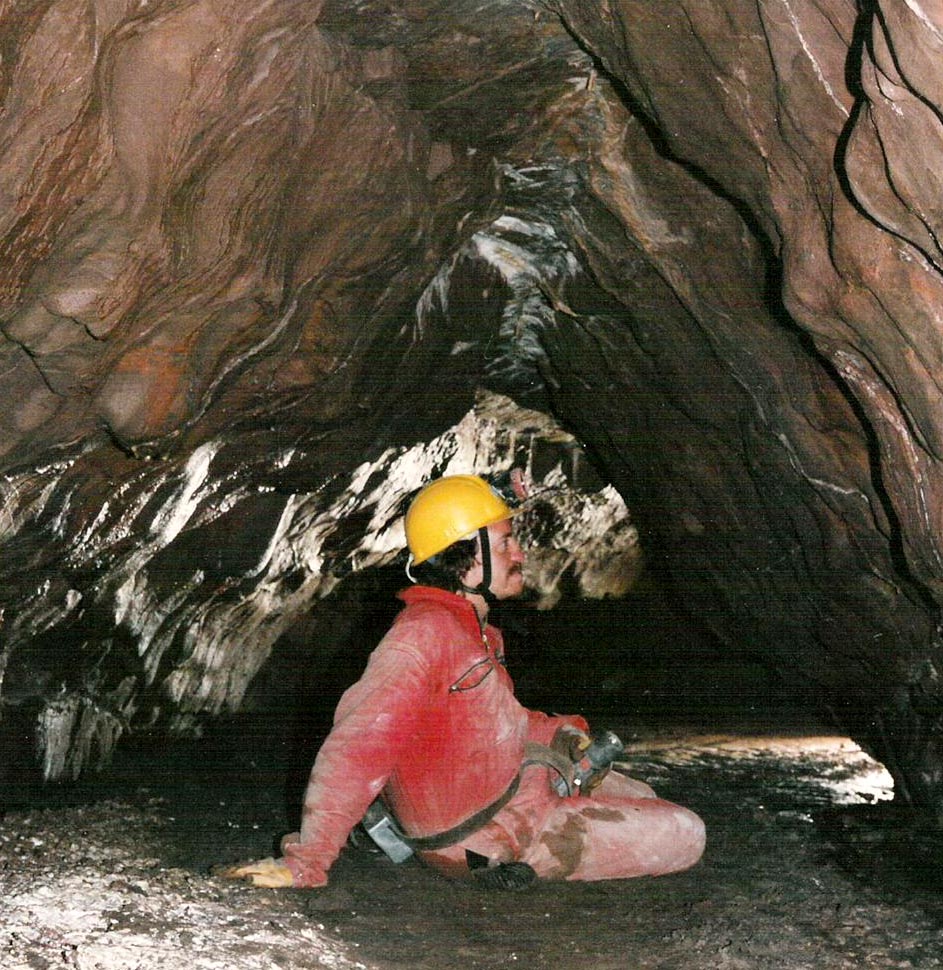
357;728;626;864
358;741;575;864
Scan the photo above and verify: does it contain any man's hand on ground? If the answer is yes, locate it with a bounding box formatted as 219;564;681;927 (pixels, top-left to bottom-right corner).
215;857;294;888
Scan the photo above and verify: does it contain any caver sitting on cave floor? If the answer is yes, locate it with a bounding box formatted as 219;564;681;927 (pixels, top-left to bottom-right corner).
220;473;705;891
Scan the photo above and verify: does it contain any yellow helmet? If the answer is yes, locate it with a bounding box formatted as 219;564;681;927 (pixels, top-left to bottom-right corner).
405;474;513;565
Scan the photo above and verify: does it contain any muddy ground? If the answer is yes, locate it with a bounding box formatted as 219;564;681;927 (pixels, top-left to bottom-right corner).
3;688;943;970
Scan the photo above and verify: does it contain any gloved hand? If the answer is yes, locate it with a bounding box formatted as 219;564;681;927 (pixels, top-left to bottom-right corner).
215;856;294;888
551;724;592;762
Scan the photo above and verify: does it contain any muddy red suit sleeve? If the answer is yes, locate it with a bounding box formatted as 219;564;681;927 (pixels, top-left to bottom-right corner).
281;641;428;887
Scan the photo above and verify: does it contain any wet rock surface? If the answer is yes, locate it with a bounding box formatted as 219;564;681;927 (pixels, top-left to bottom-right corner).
3;697;941;970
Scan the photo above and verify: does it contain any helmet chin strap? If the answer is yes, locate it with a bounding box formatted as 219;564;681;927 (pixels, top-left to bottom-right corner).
461;526;498;608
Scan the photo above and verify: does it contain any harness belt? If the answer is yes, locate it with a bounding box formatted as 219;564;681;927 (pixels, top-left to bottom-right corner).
398;772;521;852
361;742;574;859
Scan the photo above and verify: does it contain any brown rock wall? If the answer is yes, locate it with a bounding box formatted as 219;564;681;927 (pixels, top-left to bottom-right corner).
0;1;445;454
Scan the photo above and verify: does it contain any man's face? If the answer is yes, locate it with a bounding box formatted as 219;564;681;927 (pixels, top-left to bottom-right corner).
463;518;525;600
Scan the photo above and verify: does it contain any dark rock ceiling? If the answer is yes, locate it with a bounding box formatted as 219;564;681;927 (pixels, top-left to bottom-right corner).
2;0;943;814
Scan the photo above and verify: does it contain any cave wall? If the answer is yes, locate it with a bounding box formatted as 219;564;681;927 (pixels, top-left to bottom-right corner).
543;0;943;800
2;0;943;808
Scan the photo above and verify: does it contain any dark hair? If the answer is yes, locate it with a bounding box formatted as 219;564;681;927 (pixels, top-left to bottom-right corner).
410;536;479;592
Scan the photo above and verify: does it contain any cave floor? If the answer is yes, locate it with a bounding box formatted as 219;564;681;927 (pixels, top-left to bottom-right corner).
3;709;943;970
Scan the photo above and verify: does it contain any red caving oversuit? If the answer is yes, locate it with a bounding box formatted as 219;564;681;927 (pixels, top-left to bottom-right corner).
282;585;705;887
